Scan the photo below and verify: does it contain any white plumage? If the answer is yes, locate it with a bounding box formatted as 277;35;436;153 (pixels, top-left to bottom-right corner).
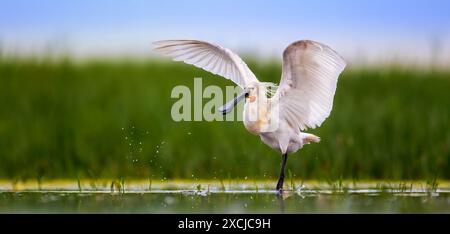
277;40;346;131
153;40;258;88
153;39;346;191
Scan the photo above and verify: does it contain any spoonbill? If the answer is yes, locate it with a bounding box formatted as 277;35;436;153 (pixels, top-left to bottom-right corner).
153;39;346;192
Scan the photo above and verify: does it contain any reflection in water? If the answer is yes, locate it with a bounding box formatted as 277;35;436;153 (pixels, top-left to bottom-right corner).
277;193;285;214
1;189;449;213
276;191;292;214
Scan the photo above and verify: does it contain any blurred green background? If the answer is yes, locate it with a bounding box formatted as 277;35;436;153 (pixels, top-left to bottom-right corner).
1;57;449;181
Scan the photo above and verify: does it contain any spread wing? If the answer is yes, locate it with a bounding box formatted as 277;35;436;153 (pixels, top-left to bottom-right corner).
275;40;346;131
153;40;259;88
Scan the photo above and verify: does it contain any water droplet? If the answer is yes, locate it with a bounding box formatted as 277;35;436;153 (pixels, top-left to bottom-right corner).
121;127;124;130
161;141;166;145
164;196;175;205
125;136;128;140
156;150;159;153
139;142;142;145
244;176;248;180
187;132;192;135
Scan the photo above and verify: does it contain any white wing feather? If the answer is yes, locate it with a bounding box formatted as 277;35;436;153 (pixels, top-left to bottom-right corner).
276;40;346;131
153;40;258;88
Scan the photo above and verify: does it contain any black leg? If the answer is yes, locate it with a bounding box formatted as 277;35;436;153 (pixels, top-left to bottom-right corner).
276;153;288;192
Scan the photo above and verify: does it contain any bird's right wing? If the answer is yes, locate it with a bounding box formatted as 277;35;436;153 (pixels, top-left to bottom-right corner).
153;40;259;88
275;40;346;131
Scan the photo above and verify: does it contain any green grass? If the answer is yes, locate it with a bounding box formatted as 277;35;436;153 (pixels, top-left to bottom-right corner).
0;57;449;181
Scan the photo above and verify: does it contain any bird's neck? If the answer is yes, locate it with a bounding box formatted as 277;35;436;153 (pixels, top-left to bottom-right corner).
243;92;273;135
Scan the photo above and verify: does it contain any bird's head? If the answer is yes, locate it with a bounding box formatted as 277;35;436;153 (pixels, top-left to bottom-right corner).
217;82;278;115
245;82;278;103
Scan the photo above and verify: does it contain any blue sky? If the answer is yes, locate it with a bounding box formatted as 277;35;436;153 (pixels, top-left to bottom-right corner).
1;0;450;64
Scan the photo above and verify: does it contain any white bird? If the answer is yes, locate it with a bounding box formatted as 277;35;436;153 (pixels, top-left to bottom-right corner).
153;39;346;192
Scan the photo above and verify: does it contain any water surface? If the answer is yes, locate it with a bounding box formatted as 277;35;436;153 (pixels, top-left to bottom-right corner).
1;181;449;213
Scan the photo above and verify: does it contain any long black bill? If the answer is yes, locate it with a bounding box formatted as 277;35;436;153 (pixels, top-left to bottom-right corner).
218;90;249;115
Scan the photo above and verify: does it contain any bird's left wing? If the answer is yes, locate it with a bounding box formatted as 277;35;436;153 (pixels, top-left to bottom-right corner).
275;40;346;131
153;40;258;88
